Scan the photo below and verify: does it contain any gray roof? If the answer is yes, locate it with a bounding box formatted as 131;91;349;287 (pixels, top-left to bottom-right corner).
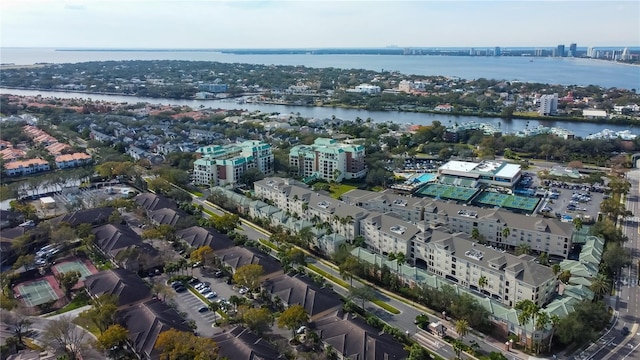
148;208;187;226
117;299;191;360
313;313;408;360
215;246;283;277
262;274;342;319
50;207;114;227
212;326;283;360
427;230;554;286
84;269;151;307
92;224;142;254
362;211;421;242
175;226;234;250
135;193;176;212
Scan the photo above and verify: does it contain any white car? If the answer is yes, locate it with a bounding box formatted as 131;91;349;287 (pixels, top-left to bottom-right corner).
194;283;207;290
205;292;217;299
238;287;249;295
198;287;211;294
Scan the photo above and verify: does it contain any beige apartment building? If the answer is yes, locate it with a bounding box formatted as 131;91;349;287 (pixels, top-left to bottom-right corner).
415;229;557;307
342;189;574;258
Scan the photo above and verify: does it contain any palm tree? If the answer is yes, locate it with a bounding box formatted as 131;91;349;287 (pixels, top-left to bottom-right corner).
534;311;549;354
478;276;488;293
502;227;511;239
573;217;583;231
455;319;469;340
515;300;540;352
452;339;464;359
551;264;561;276
558;270;572;284
209;301;220;323
590;274;611;300
537;252;549;266
547;314;561;352
516;243;531;256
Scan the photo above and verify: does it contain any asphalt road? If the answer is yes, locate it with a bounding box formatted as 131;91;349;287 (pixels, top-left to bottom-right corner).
192;195;525;359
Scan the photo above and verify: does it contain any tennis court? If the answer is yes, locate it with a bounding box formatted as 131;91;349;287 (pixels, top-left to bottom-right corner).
416;184;479;202
52;259;96;280
16;279;59;307
473;192;540;212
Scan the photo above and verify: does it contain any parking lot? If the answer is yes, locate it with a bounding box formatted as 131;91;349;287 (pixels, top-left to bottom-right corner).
160;267;253;337
539;180;607;224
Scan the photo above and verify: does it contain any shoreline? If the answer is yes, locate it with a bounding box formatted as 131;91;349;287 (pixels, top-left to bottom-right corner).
2;86;639;127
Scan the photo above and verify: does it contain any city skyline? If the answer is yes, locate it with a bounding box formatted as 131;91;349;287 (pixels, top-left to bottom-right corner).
1;1;639;49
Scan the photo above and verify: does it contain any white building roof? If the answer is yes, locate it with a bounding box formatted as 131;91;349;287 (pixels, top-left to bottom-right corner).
40;196;56;204
439;160;478;173
495;163;521;179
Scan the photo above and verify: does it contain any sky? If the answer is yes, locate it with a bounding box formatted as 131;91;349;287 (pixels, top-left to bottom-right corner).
1;0;639;49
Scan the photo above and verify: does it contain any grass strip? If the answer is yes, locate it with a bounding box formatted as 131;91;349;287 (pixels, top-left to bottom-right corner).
188;286;227;319
258;238;278;251
202;208;220;219
307;264;349;288
372;299;401;314
49;293;90;316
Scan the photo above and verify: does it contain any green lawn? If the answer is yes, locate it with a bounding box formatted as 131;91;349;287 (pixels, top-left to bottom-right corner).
49;292;90;316
329;183;358;199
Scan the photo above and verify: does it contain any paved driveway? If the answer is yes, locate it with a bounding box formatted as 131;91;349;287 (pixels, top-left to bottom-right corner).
170;287;221;337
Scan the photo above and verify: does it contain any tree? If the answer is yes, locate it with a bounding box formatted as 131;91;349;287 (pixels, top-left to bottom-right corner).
151;282;173;302
75;223;93;239
471;227;480;240
573;217;583;231
502;227;511;239
155;329;218;359
277;304;309;338
548;314;561;352
190;245;214;266
232;264;264;290
558;270;572;284
407;343;431;360
478;276;488;293
455;319;469;340
534;311;549;354
339;255;360;287
537;252;549;266
3;308;32;346
590;274;611;300
13;254;35;270
42;315;89;359
96;324;129;352
212;213;240;233
108;210;122;224
242;307;273;335
552;264;561;276
51;225;76;244
452;339;464;359
55;271;81;299
81;294;118;334
349;285;376;311
208;302;220;323
515;300;540;352
603;242;631;276
515;243;531;256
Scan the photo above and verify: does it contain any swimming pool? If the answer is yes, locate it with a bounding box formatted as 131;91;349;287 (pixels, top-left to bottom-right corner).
417;173;436;183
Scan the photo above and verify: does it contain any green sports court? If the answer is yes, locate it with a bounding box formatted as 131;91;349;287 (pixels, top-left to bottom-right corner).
473;192;540;212
16;279;60;307
52;258;98;280
415;184;480;202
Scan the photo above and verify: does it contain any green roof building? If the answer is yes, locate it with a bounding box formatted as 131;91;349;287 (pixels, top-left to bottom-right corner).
289;138;367;182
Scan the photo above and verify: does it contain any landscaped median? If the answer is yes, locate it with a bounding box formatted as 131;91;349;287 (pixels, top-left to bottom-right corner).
187;286;227;319
306;264;401;315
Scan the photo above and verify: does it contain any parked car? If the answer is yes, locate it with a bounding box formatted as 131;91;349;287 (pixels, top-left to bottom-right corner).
198;287;211;294
622;326;630;336
194;283;207;290
198;306;209;313
205;292;218;299
188;277;200;285
174;286;187;293
238;286;249;295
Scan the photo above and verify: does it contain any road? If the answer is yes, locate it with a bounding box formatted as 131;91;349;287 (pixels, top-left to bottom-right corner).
192;195;526;359
599;169;640;360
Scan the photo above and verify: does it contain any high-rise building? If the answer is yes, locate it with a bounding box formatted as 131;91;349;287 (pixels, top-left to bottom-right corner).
587;47;594;58
289;138;367;182
569;43;577;57
494;47;501;56
538;93;559;115
193;141;273;186
556;45;565;58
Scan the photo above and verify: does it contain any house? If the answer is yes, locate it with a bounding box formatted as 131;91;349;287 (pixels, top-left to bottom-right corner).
262;274;343;321
312;312;408;360
147;208;188;227
54;153;92;169
212;326;282;360
84;268;151;307
3;158;50;176
135;193;176;213
175;226;234;251
49;207;114;228
215;246;283;280
93;224;142;255
117;299;192;360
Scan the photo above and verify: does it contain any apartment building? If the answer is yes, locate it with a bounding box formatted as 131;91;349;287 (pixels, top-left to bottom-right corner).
193;141;273;186
342;189;574;258
360;211;421;257
254;177;367;240
538;93;558;116
415;229;556;307
55;152;92;169
3;158;50;176
289;138;367;182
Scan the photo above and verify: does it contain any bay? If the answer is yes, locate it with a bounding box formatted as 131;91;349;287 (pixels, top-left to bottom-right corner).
1;48;639;90
1;88;635;138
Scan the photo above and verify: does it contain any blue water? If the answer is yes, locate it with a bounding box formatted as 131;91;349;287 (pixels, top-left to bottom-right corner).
1;48;638;90
417;173;436;183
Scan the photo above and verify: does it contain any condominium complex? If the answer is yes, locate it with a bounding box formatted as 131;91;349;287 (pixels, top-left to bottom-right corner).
538;93;558;115
289;138;367;182
193;141;274;186
438;160;522;188
252;177;564;308
3;158;50;176
415;229;556;307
